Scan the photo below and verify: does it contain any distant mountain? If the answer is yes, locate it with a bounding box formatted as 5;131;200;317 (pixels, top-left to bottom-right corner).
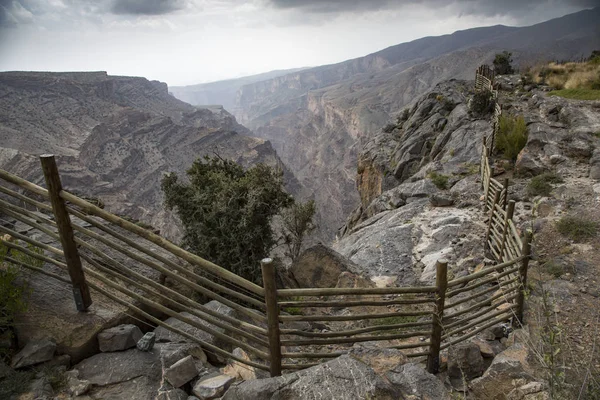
229;7;600;239
169;68;308;112
0;71;299;239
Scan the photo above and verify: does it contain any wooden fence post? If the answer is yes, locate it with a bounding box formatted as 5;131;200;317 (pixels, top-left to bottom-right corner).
515;231;532;327
40;155;92;311
485;190;501;250
499;200;516;261
502;178;509;210
427;260;448;374
261;258;282;377
481;135;487;190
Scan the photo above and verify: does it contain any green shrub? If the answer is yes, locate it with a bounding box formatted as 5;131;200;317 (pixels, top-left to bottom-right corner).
543;261;565;278
496;114;528;161
1;242;33;346
471;89;494;115
527;172;563;196
162;156;295;285
0;370;36;398
370;315;419;335
494;51;515;75
429;172;449;190
556;216;598;241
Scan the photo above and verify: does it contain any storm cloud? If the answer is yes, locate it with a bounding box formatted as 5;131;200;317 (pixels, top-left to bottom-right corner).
110;0;187;16
267;0;600;18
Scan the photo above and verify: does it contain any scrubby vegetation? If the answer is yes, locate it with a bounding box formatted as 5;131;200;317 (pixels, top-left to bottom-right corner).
428;171;449;190
162;156;314;284
496;114;528;162
470;88;495;115
555;215;598;241
493;51;515;75
280;200;316;261
526;51;600;100
0;241;35;354
527;172;563;197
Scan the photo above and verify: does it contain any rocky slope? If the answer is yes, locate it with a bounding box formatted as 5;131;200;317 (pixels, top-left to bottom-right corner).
0;71;299;239
229;7;600;239
169;68;307;111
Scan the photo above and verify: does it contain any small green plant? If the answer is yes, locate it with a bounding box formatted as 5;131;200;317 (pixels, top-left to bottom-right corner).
1;241;34;350
556;216;598;241
397;108;410;124
37;365;67;392
496;114;528;161
0;369;36;398
527;172;563;196
543;261;565;278
470;89;494;115
594;131;600;139
448;148;455;157
429;171;449;190
282;306;302;316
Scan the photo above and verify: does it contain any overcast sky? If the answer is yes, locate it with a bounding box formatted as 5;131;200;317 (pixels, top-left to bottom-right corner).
0;0;598;86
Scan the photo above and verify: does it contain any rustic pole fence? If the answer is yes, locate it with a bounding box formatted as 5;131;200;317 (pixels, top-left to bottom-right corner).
39;154;92;311
499;200;516;260
427;260;448;374
485;191;501;249
261;258;282;377
514;230;532;327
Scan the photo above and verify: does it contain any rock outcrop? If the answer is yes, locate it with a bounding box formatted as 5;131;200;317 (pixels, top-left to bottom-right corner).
0;71;300;241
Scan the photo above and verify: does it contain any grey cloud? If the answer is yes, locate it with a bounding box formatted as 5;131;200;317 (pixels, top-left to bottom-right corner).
267;0;600;16
111;0;187;15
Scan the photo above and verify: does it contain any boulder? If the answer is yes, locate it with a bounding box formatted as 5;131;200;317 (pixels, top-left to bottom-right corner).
222;348;258;381
385;363;451;400
193;374;235;399
222;354;399;400
74;348;163;399
137;331;156;351
447;342;485;381
98;324;143;352
471;337;505;358
158;342;208;368
290;244;359;288
64;369;92;396
11;338;56;368
164;355;198;388
470;343;536;399
515;151;546;176
429;194;455;207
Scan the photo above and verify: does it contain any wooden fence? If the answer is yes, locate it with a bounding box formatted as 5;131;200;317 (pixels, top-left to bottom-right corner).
0;73;530;376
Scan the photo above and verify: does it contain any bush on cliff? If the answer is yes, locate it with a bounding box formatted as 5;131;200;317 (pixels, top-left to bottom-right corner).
162;156;313;284
496;114;528;162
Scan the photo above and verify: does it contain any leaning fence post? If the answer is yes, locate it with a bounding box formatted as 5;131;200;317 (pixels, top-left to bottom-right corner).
515;231;533;327
481;135;487;189
502;178;509;210
499;200;516;261
427;260;448;374
261;258;282;377
485;190;501;251
40;154;92;311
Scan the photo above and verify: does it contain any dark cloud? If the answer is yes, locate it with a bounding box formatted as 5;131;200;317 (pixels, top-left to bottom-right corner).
111;0;186;15
268;0;600;17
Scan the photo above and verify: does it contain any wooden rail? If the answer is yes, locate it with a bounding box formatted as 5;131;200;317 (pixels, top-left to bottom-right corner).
0;76;531;376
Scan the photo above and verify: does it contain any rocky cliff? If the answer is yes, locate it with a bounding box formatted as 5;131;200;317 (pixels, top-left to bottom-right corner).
232;7;600;239
0;72;299;239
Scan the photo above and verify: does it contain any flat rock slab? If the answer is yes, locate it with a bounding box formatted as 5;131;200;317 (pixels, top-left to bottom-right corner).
194;374;235;399
386;363;451;400
165;355;198;388
98;324;143;352
74;348;162;387
222;354;399;400
11;338;56;368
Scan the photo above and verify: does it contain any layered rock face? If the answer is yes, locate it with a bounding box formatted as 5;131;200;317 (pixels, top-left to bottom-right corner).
0;71;298;239
231;8;600;239
333;80;489;286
